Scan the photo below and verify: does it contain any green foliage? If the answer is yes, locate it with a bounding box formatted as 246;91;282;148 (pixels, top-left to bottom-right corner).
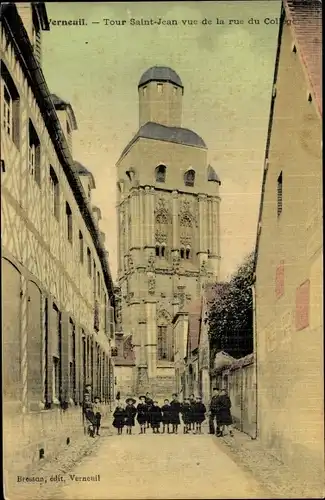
208;251;254;359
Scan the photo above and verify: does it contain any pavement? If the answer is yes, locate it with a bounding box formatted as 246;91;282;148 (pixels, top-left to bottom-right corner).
8;423;273;500
217;430;324;499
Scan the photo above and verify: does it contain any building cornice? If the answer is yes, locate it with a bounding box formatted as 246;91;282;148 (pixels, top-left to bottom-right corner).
2;4;115;308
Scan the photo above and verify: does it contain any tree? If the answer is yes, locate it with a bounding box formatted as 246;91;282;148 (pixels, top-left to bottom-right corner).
208;251;254;361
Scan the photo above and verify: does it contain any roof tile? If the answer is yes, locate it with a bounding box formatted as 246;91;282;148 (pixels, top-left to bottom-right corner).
284;0;322;115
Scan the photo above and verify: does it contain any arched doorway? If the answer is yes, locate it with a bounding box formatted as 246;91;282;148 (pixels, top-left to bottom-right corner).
2;258;21;403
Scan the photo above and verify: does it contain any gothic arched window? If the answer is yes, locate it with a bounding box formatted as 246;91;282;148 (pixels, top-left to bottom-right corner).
155;197;170;259
179;208;194;260
157;325;168;360
184;169;195;187
155;164;166;183
157;310;174;362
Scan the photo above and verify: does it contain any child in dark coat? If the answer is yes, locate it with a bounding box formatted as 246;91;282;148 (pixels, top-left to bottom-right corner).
145;392;154;429
218;389;234;437
169;393;181;434
137;395;147;434
161;399;171;434
125;398;137;435
189;394;196;431
112;403;125;435
150;401;162;433
193;396;206;434
181;398;192;434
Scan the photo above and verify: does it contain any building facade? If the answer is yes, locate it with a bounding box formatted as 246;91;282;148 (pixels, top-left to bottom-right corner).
116;66;221;396
254;1;323;494
1;3;116;473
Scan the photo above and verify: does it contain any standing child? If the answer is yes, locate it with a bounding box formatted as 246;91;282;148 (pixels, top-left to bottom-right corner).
161;399;171;434
137;395;147;434
189;394;196;431
169;393;181;434
82;393;96;438
145;392;154;429
124;397;137;435
218;389;234;437
181;398;192;434
93;396;103;436
112;403;125;435
194;396;206;434
150;401;162;434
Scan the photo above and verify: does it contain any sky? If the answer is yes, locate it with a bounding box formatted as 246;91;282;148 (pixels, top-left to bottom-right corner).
42;1;281;281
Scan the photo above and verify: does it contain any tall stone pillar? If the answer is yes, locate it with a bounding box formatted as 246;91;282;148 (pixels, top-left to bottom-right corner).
149;187;156;247
209;197;220;277
116;188;122;276
139;187;144;249
129;190;137;250
44;297;54;407
26;280;44;410
129;300;141;365
198;194;209;266
145;299;157;384
171;191;180;317
124;200;130;263
144;186;151;248
60;312;70;405
136;319;149;394
172;190;179;251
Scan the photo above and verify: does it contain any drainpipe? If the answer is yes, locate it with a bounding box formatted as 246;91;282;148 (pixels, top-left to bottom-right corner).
251;284;258;440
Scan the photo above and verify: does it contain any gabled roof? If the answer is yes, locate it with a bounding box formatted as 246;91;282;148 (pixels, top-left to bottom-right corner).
138;66;183;89
284;0;322;116
118;121;207;162
253;0;322;277
50;93;78;130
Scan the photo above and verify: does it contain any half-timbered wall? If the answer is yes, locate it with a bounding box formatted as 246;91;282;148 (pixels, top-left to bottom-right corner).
1;23;115;413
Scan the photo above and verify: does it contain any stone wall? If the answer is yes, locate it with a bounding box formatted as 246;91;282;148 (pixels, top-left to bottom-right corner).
211;355;256;438
3;405;110;477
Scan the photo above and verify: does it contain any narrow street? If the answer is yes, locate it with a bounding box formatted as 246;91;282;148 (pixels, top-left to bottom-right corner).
47;427;270;499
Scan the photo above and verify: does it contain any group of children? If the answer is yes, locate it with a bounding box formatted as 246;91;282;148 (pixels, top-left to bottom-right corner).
112;392;206;435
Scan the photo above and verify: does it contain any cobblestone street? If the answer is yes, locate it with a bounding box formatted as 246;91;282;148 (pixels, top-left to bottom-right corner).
10;425;274;500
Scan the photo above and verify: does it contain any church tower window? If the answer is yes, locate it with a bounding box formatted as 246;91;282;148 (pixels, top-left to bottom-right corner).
184;169;195;187
180;248;185;259
185;247;191;259
157;326;168;360
157;310;174;362
155;164;166;183
157;83;163;93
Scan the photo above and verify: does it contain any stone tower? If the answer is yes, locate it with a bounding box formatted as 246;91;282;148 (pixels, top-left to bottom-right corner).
116;66;221;397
